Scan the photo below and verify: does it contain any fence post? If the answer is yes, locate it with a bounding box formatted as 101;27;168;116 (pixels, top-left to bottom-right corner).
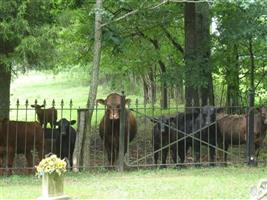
118;91;126;171
73;109;88;172
247;89;256;166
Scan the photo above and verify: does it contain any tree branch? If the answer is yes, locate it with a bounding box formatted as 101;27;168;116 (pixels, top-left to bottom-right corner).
161;26;184;55
101;1;170;28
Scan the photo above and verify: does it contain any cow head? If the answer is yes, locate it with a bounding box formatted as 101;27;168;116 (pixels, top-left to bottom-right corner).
150;116;171;133
54;118;76;135
200;106;216;126
96;93;131;120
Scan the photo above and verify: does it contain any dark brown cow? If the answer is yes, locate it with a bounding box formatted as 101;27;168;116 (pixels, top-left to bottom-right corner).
97;93;137;166
31;104;57;129
217;106;267;161
254;106;267;155
0;119;44;175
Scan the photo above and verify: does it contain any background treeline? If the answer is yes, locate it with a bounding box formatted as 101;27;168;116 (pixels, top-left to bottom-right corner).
1;0;267;118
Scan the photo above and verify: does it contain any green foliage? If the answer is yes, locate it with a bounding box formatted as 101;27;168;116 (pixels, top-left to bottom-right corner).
0;0;58;72
212;0;267;105
2;0;267;106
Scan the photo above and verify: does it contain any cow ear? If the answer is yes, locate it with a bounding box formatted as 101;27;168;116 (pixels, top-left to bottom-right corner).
40;105;45;108
96;99;106;105
125;99;131;105
169;117;176;123
70;120;76;125
31;105;35;108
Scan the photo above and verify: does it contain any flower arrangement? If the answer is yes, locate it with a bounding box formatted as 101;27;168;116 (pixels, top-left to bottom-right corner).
35;154;67;177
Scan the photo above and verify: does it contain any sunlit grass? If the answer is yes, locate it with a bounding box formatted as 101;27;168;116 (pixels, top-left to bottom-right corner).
11;71;89;108
0;167;266;199
10;71;184;124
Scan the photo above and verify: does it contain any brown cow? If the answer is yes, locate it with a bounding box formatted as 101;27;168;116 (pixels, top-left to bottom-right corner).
97;93;137;166
0;119;44;175
254;106;267;155
31;104;57;129
217;106;267;161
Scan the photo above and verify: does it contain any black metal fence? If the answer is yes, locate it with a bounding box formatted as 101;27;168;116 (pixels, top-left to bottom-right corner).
0;97;267;175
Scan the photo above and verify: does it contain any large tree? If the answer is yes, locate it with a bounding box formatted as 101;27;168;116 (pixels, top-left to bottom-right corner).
82;0;103;167
184;2;214;107
213;0;267;105
0;0;56;118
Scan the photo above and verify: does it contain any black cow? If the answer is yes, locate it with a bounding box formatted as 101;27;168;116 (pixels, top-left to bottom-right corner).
46;118;77;168
151;106;217;167
151;114;195;167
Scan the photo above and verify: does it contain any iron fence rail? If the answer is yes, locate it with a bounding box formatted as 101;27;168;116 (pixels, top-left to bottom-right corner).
0;99;266;175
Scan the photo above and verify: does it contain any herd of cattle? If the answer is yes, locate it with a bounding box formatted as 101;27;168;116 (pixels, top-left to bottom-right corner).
97;93;267;167
151;106;267;166
0;104;77;175
0;92;267;175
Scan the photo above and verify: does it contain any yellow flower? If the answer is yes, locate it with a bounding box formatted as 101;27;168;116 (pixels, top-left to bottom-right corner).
35;154;67;177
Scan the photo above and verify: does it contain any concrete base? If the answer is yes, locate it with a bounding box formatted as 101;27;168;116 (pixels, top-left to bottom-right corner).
37;194;71;200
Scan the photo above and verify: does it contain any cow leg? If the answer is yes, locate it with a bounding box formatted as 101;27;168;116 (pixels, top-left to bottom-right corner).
104;141;112;166
37;146;43;161
193;140;201;167
25;151;34;174
114;146;119;166
255;143;261;158
178;143;185;164
209;146;215;166
0;147;4;176
154;150;159;165
106;146;112;166
171;145;178;166
224;143;229;164
209;139;216;167
153;140;160;165
7;147;15;176
110;148;117;167
160;148;168;169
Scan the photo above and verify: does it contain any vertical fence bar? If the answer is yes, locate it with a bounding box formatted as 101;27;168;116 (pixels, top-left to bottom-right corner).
247;89;256;166
118;91;126;171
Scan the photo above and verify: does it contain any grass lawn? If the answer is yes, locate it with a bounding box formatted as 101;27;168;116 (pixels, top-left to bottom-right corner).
9;71;182;123
10;71;142;108
1;167;266;199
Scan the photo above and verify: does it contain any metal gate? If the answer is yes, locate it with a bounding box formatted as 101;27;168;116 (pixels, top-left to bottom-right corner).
0;96;266;174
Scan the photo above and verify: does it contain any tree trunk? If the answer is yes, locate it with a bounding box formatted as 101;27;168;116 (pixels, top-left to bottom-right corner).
138;30;167;108
184;2;199;107
149;38;168;109
226;44;240;108
184;2;213;107
174;80;184;104
248;38;255;92
81;0;103;168
0;64;11;119
149;67;157;105
158;60;168;109
142;76;149;105
196;2;214;106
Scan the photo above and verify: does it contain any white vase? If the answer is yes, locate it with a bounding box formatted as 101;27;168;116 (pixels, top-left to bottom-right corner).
37;173;70;200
